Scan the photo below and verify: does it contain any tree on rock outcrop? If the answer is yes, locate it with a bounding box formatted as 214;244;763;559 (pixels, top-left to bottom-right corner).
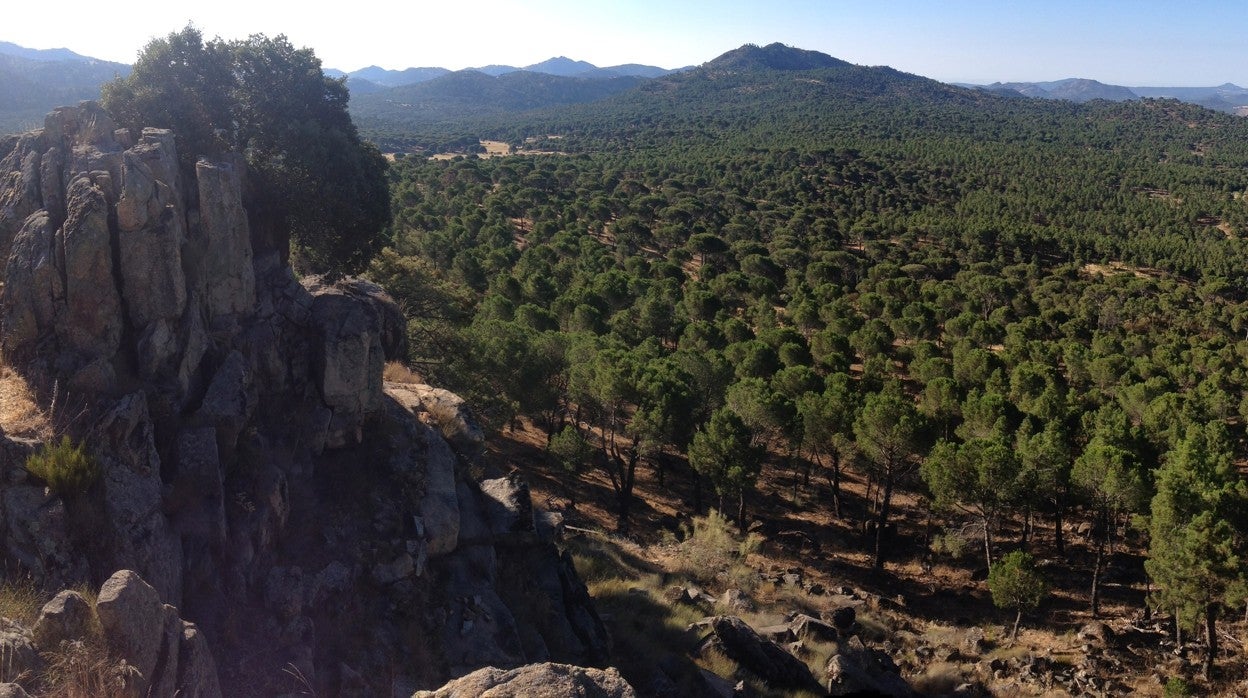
102;26;390;273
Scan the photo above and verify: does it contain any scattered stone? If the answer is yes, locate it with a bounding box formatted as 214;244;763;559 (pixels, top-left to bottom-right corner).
789;613;839;643
825;605;857;631
697;615;821;692
0;622;40;681
95;569;166;686
31;590;92;651
962;626;987;655
824;635;911;697
1076;620;1114;647
721;588;755;613
677;584;716;607
412;662;636;697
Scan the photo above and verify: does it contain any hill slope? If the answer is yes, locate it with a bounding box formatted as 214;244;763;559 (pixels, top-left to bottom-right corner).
350;69;647;136
0;43;129;133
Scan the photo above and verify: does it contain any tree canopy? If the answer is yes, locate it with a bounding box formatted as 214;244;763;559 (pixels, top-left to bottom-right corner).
102;26;390;273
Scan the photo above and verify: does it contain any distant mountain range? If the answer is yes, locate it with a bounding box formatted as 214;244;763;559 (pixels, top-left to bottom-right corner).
3;38;1248;140
965;78;1248;114
325;56;678;95
0;42;129;133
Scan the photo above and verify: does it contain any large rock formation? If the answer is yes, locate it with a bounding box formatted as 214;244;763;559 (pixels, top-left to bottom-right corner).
0;103;611;696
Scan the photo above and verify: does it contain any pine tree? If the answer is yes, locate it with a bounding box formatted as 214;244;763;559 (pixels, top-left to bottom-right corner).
1145;423;1248;679
687;407;766;531
987;551;1049;641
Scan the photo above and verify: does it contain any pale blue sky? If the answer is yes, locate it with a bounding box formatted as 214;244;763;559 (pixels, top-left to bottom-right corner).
6;0;1246;86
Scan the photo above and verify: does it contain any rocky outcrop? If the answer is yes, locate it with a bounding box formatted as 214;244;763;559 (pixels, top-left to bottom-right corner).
0;104;614;696
412;662;637;698
824;635;911;697
387;382;485;461
8;569;223;698
693;615;823;693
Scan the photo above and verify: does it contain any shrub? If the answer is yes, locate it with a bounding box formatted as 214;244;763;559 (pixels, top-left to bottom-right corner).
677;510;762;590
25;436;98;497
987;551;1048;640
1163;677;1193;697
930;529;972;560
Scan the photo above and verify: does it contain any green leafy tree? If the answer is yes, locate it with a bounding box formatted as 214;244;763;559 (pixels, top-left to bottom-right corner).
854;383;925;569
987;551;1049;641
102;26;390;272
1145;423;1248;678
797;373;858;517
1071;435;1147;618
687;407;766;531
922;436;1025;568
1016;421;1073;554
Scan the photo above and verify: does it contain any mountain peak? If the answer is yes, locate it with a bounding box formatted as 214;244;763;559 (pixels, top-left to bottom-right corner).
703;42;850;72
523;56;599;77
0;40;90;62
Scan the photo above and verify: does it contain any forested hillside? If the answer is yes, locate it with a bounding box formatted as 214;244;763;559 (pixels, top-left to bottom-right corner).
370;43;1248;694
0;48;128;133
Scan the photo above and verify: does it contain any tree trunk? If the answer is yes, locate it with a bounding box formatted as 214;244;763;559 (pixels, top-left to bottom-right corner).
616;491;631;535
1090;529;1104;618
982;515;994;570
829;452;842;519
873;480;893;570
1011;608;1022;642
1053;496;1065;556
1205;603;1218;680
737;490;747;534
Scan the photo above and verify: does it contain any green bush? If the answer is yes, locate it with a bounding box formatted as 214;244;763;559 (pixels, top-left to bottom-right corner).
1163;677;1192;697
677;510;763;590
26;436;98;497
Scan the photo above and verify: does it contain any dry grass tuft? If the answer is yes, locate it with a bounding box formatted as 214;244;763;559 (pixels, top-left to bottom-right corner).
671;510;763;592
383;361;423;384
0;366;49;438
911;661;966;695
38;638;138;698
0;578;45;626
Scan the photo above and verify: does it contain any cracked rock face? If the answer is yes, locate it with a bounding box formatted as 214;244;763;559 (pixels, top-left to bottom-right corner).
0;104;615;696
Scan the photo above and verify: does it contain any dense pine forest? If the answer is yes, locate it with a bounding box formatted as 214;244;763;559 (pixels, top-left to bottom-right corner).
363;43;1248;694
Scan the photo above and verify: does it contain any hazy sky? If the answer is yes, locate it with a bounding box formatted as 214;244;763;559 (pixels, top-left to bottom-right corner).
6;0;1246;86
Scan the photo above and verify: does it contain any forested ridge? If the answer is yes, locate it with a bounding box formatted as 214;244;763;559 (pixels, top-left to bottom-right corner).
368;43;1248;692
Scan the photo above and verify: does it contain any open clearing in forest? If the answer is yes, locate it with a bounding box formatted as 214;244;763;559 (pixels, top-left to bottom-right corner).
429;139;566;160
1080;261;1162;279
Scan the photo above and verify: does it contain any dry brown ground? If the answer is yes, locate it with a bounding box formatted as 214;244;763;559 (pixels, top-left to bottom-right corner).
0;363;50;438
481;416;1245;695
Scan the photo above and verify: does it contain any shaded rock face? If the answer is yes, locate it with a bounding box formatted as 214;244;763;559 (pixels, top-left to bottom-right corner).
0;105;612;696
